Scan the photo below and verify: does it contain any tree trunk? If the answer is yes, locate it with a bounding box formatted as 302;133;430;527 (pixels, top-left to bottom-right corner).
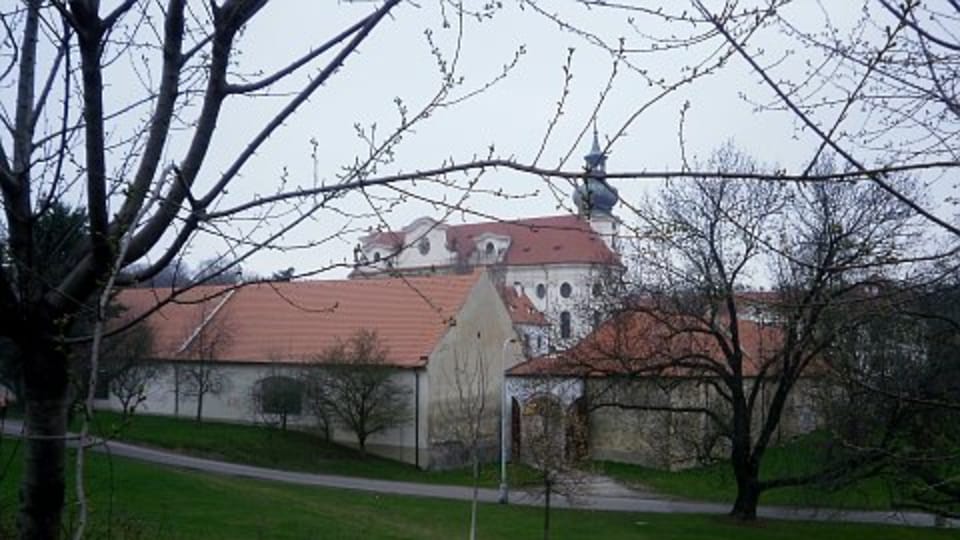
195;391;204;423
543;480;552;540
18;346;69;540
730;452;761;520
469;454;479;540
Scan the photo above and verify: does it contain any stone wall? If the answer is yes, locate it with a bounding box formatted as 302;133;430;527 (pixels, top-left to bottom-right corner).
586;377;824;470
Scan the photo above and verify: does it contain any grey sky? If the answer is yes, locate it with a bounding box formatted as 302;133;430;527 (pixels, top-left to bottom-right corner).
7;1;951;280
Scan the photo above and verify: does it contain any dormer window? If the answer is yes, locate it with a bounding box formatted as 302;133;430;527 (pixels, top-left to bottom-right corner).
373;252;381;262
485;242;495;256
418;237;431;255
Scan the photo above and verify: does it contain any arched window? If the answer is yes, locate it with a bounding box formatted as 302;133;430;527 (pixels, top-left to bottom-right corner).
373;252;381;262
592;282;603;297
536;283;547;299
485;241;495;255
560;282;572;298
560;311;572;339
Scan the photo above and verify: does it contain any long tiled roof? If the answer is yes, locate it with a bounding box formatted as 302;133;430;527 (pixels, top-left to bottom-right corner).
116;272;483;367
509;309;782;378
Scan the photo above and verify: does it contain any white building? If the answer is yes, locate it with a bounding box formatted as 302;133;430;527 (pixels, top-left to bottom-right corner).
352;131;624;351
106;270;523;469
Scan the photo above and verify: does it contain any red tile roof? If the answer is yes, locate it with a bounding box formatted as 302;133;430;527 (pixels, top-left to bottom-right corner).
447;215;619;267
117;272;484;368
359;215;620;270
509;310;782;378
499;286;549;326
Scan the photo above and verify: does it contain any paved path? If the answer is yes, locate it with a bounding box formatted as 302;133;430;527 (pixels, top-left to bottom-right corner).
3;421;955;529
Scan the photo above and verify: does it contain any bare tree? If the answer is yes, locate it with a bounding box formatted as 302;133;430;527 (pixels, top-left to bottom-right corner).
437;347;492;540
576;146;924;520
824;275;960;519
177;303;232;424
100;323;162;420
306;329;410;455
0;2;419;535
516;379;586;540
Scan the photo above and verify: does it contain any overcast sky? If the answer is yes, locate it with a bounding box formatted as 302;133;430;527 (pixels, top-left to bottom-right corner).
12;1;950;281
195;1;847;279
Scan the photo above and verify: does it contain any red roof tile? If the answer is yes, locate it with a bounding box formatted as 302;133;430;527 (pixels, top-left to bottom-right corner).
509;310;782;378
499;286;549;326
117;272;483;367
358;215;620;271
448;215;619;267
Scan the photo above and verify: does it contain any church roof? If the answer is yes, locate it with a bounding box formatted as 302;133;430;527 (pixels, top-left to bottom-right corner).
449;215;618;266
116;272;484;368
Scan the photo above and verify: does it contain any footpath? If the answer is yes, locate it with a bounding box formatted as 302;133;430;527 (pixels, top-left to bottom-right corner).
2;420;955;529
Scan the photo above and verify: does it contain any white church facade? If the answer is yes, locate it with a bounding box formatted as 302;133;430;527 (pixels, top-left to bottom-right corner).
350;131;625;353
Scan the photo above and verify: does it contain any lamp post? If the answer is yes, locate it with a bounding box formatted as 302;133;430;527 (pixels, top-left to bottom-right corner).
499;336;517;504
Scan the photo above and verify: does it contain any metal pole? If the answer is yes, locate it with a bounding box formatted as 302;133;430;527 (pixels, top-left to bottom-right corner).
499;337;515;504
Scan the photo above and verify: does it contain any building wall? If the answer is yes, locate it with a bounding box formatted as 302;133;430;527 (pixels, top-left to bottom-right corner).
502;263;612;345
586;377;825;470
94;362;424;464
425;271;523;469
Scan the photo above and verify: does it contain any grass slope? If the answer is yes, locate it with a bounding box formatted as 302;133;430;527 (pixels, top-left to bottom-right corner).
598;435;893;510
0;440;951;540
79;410;536;487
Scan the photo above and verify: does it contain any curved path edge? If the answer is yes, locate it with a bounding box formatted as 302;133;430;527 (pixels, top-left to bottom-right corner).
2;420;954;529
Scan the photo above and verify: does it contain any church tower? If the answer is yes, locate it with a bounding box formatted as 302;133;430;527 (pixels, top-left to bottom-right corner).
573;127;620;252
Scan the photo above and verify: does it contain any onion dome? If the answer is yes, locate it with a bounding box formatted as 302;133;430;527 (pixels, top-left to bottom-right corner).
574;128;619;216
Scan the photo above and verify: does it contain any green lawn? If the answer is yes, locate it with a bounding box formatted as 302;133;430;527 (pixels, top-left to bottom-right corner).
597;436;894;510
0;441;952;539
77;410;537;488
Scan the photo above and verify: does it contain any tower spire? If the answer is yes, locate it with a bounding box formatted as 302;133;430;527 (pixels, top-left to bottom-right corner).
584;121;607;174
574;123;618;217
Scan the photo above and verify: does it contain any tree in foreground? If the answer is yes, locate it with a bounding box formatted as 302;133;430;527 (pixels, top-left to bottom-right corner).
826;276;960;519
437;346;493;540
580;146;924;520
516;379;586;540
0;2;417;535
304;329;410;455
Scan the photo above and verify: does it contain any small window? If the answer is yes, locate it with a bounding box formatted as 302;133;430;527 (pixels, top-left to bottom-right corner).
537;335;543;351
560;311;572;339
485;242;495;255
592;311;602;329
373;252;381;262
560;282;572;298
592;282;602;297
536;283;546;299
418;238;431;255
